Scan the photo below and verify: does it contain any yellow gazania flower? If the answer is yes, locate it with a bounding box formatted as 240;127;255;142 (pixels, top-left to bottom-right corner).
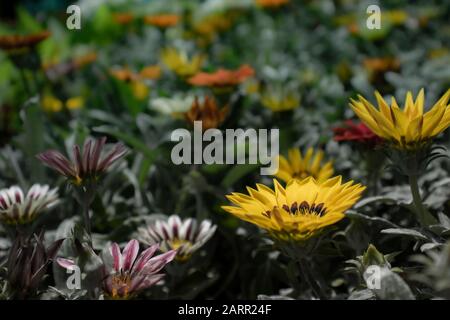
161;48;204;78
41;95;63;112
350;89;450;149
276;148;334;183
66;97;84;110
222;176;365;242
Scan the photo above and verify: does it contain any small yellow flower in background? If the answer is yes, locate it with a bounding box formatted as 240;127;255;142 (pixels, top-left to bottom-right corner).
41;95;63;113
110;67;151;100
276;147;334;183
66;97;84;110
222;176;365;242
191;13;235;45
161;48;204;78
244;79;261;95
131;81;149;100
260;86;300;112
428;48;449;60
350;89;450;150
383;10;408;25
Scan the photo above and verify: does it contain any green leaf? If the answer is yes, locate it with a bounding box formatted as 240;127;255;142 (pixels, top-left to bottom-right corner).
346;210;399;228
381;228;429;241
354;196;396;209
16;7;43;32
362;244;388;267
348;289;375;300
420;242;442;252
22;101;46;181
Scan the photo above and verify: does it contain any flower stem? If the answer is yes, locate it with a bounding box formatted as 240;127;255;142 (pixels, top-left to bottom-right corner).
408;174;436;227
19;68;32;98
81;190;93;246
298;258;325;299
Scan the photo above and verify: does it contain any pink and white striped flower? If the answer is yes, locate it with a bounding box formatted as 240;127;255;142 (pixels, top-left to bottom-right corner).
37;136;127;187
0;184;58;225
137;215;217;261
57;239;176;299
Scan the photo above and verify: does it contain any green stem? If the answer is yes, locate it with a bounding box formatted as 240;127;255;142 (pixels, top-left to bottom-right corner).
31;69;41;94
408;174;436;227
5;146;27;189
19;68;32;98
297;258;325;299
81;191;93;246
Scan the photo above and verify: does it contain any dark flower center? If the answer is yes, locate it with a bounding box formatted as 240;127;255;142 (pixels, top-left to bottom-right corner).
282;201;326;216
262;201;327;219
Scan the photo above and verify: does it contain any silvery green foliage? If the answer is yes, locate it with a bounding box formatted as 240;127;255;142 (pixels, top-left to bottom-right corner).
410;242;450;299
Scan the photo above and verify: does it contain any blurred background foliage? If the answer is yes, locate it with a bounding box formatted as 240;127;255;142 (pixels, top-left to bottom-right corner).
0;0;449;299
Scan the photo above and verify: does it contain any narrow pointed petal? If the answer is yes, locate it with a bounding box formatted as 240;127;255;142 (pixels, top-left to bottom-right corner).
122;239;140;271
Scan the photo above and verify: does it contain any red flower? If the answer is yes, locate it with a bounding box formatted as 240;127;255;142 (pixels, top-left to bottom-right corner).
333;120;383;146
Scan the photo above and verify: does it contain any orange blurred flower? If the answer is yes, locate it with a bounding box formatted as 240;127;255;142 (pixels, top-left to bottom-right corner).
112;12;134;25
347;23;359;34
73;52;97;69
43;52;97;80
144;14;180;28
363;57;400;84
139;65;161;80
363;57;400;73
110;67;155;100
185;96;228;131
188;65;254;88
256;0;290;8
111;65;161;82
0;31;50;52
110;68;139;82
